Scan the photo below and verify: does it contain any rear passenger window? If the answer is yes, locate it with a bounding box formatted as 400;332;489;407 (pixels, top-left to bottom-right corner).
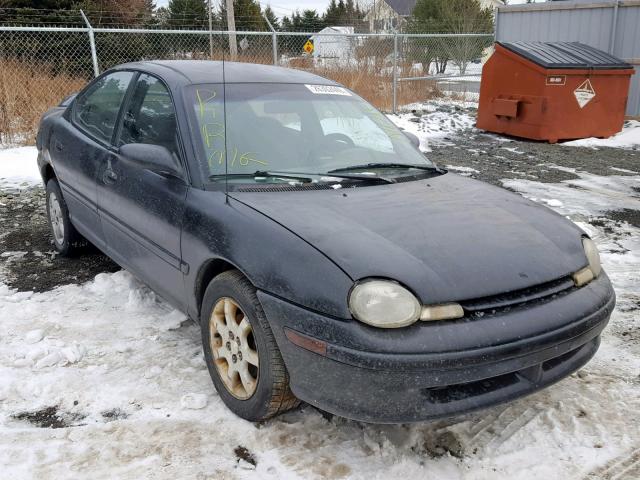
73;71;134;144
119;74;179;156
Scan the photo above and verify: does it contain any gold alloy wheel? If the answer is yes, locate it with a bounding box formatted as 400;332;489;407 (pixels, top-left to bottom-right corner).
209;297;259;399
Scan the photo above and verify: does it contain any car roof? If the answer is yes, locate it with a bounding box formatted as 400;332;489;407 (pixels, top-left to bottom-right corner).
114;60;341;86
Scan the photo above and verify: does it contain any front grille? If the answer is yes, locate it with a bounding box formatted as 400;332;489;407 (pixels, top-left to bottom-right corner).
421;339;590;404
460;276;576;314
422;372;518;403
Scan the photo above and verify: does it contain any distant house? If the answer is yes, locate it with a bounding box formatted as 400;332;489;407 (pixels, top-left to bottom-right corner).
364;0;503;33
310;26;356;60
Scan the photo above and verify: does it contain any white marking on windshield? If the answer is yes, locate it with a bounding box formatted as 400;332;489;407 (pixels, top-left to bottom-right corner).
305;84;352;96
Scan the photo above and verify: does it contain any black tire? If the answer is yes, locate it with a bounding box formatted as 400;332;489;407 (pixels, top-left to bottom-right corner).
45;178;84;256
200;270;299;421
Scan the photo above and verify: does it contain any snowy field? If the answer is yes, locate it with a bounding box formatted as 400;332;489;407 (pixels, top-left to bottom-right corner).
1;108;639;479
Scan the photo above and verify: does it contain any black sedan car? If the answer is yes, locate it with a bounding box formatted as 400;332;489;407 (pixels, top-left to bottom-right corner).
36;61;615;423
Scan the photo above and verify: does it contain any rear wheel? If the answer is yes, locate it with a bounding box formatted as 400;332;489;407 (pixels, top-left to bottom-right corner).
201;270;299;421
45;179;84;256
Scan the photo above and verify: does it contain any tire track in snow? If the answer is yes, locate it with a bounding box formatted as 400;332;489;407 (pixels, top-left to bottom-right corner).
582;448;640;480
465;403;545;452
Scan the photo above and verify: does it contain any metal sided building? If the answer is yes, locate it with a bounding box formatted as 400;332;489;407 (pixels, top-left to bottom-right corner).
495;0;640;118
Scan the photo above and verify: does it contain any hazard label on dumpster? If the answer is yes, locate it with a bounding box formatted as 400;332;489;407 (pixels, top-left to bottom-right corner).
574;79;596;108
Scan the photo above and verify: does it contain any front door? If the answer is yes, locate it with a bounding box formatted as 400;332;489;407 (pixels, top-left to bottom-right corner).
97;73;188;309
53;71;134;249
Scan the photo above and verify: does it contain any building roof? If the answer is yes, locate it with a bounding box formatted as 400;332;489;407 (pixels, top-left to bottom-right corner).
315;26;355;35
386;0;416;16
114;60;338;85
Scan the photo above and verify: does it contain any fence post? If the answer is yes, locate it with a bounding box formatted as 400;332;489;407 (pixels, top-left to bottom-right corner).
263;12;278;66
272;32;278;66
80;10;99;77
392;32;398;114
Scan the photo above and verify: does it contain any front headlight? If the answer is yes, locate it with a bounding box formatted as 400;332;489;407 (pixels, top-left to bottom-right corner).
349;280;421;328
349;279;465;328
583;237;601;277
573;237;602;287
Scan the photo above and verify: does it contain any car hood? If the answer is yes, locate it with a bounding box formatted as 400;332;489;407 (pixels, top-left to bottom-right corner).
231;174;587;304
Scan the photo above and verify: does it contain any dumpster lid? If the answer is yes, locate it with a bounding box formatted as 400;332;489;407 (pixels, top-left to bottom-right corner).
498;41;632;70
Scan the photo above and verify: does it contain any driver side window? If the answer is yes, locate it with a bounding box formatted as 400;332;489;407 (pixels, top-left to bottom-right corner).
73;71;134;144
119;74;179;157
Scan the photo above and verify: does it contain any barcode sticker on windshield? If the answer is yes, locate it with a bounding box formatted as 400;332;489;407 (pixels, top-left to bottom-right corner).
305;84;351;96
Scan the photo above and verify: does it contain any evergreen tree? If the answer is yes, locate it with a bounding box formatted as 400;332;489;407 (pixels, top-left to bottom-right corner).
168;0;208;28
0;0;78;25
298;9;323;31
218;0;266;31
323;0;341;26
281;15;293;31
322;0;365;28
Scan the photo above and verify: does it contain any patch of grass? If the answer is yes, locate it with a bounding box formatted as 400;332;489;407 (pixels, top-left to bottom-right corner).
289;60;440;112
0;56;436;146
0;60;86;145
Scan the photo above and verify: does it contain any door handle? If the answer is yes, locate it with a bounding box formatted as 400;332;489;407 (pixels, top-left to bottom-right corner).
103;169;118;185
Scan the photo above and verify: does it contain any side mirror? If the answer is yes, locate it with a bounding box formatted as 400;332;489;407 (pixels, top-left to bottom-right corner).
59;93;77;107
120;143;182;179
403;131;421;149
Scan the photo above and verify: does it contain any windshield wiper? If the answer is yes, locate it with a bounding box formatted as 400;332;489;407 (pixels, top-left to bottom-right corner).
209;171;314;183
328;163;443;174
322;173;396;184
210;170;396;185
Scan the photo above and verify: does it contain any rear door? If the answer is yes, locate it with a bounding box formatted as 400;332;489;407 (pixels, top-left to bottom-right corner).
97;73;188;309
52;71;134;249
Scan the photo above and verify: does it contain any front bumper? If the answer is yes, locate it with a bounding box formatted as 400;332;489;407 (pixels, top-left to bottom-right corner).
258;273;615;424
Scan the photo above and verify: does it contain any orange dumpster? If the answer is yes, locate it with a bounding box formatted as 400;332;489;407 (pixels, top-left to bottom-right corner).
477;42;635;143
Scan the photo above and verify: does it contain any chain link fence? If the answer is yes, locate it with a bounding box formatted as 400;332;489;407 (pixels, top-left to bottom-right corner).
0;23;493;145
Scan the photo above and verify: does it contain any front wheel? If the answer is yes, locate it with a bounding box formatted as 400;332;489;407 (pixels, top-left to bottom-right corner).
200;270;299;421
45;179;84;256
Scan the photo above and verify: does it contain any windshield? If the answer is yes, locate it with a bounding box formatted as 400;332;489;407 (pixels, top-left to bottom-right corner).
188;83;433;183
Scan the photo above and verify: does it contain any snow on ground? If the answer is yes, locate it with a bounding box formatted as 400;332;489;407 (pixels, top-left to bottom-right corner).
564;120;640;149
445;165;479;177
1;108;640;479
503;166;640;217
0;146;41;190
1;266;639;479
388;102;477;151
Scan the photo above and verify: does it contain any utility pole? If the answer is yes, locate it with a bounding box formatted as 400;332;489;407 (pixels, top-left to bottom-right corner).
208;0;214;59
226;0;238;60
